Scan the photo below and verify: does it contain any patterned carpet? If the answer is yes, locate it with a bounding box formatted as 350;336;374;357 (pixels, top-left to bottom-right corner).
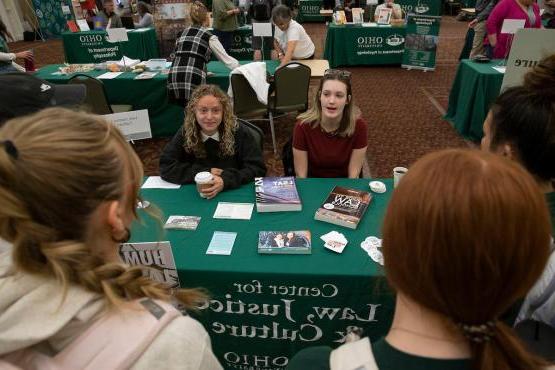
9;17;470;178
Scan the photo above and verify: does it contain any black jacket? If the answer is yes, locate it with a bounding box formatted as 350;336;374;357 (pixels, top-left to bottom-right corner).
159;123;266;190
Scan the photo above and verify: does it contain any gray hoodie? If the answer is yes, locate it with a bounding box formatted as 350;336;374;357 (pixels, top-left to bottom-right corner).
0;251;222;369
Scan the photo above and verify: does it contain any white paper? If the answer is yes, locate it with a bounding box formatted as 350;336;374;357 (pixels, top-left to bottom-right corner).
61;5;71;14
76;19;90;31
252;22;273;37
119;241;180;287
106;27;129;42
213;202;254;220
492;66;506;74
103;109;152;141
500;19;526;34
142;176;181;189
362;22;377;27
97;72;123;79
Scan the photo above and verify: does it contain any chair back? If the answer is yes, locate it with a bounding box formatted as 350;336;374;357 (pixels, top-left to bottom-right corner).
237;118;264;152
68;74;113;115
231;74;268;119
515;320;555;361
273;62;310;113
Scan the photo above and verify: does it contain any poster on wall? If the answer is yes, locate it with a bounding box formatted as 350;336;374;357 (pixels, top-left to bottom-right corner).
155;0;190;20
401;14;440;71
32;0;74;39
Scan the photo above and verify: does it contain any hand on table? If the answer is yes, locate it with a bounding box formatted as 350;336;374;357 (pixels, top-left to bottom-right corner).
201;174;224;199
15;51;33;60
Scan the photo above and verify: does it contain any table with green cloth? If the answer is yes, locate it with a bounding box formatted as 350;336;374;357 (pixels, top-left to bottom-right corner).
62;29;160;64
444;59;504;141
34;60;280;138
297;0;326;22
132;178;395;370
324;24;407;67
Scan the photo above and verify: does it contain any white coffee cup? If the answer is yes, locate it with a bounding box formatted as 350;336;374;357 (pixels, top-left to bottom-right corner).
393;167;408;188
194;171;214;198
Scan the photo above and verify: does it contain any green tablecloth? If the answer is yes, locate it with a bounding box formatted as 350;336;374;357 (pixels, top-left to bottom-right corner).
297;0;326;22
396;0;442;16
444;59;504;141
62;29;160;64
34;60;280;138
132;178;395;370
324;24;406;67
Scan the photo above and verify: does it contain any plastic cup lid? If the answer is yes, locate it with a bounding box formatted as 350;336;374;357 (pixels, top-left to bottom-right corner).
194;171;213;183
369;181;387;193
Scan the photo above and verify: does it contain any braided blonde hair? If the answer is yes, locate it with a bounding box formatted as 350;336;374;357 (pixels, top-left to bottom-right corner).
0;108;206;309
183;84;237;158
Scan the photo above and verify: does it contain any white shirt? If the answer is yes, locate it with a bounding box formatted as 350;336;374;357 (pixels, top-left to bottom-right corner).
209;35;240;70
201;132;220;142
273;20;315;60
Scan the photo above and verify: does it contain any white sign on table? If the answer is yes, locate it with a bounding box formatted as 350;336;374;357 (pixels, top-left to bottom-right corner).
500;19;525;34
103;109;152;141
76;19;90;31
501;28;555;90
252;23;273;37
61;5;71;15
106;28;129;42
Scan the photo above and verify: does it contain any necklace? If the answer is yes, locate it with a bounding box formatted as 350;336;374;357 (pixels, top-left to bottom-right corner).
389;327;465;343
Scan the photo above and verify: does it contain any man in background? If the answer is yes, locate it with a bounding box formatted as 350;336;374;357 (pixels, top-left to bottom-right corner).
98;0;124;29
468;0;498;57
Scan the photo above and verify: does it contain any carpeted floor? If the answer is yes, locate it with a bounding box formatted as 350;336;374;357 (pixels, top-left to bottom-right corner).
9;17;471;178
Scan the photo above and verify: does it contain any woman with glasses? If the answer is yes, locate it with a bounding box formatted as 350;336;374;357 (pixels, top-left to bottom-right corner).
272;5;315;67
293;69;368;178
160;85;266;198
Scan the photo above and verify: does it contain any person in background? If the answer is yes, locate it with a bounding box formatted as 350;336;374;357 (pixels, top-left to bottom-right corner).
468;0;498;57
98;0;124;29
486;0;541;59
288;149;552;370
0;19;32;74
272;5;315;67
134;1;154;28
160;85;266;198
212;0;240;52
374;0;403;22
167;1;239;107
293;69;367;178
0;108;222;369
481;55;555;331
250;0;275;61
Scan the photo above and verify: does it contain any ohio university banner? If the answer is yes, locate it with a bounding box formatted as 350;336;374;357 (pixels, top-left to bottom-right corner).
402;15;441;71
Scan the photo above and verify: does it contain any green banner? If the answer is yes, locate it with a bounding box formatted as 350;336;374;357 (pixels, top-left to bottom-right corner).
32;0;73;39
395;0;442;16
62;29;160;63
402;15;440;71
210;26;271;61
297;0;325;22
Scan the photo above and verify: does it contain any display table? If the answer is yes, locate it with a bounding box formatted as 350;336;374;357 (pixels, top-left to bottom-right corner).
324;24;407;67
444;59;504;141
34;61;279;137
62;29;160;64
297;0;326;22
132;178;395;370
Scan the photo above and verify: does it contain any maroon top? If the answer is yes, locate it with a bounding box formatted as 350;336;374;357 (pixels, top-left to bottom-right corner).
293;118;368;178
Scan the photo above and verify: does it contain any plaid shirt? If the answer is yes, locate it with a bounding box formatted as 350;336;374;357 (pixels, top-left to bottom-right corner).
167;27;213;101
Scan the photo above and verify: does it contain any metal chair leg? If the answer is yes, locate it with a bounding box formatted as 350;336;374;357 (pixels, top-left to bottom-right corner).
269;111;277;155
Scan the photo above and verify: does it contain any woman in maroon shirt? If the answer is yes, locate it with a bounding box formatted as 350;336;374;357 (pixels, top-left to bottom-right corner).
292;70;368;178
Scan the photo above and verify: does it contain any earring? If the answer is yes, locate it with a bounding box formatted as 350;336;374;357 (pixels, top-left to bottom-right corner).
111;227;131;244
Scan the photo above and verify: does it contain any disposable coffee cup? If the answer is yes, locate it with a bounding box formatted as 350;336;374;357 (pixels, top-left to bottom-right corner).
194;171;214;198
393;167;408;188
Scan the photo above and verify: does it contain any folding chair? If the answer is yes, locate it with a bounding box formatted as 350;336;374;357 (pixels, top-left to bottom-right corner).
68;74;133;115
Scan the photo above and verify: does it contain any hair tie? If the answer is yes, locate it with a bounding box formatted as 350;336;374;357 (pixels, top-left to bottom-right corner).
457;320;497;343
0;140;18;160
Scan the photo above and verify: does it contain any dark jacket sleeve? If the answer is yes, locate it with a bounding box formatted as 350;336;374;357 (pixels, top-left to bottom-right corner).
159;129;210;184
220;125;266;190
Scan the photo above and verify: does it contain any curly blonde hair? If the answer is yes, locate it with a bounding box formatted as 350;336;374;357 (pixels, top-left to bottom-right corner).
190;1;208;26
183;84;237;158
0;108;206;309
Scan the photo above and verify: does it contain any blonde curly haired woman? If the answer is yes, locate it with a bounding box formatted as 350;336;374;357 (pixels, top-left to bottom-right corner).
0;108;222;369
160;85;266;198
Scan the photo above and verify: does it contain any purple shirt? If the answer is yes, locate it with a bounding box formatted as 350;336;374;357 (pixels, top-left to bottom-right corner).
486;0;541;58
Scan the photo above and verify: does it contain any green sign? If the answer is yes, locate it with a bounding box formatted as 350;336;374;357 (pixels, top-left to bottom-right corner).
32;0;73;39
297;0;325;22
395;0;442;16
211;26;271;61
402;15;440;71
62;29;160;63
324;24;406;67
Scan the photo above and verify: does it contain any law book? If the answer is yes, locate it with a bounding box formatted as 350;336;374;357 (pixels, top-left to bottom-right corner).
314;186;371;229
255;177;302;212
258;231;311;254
